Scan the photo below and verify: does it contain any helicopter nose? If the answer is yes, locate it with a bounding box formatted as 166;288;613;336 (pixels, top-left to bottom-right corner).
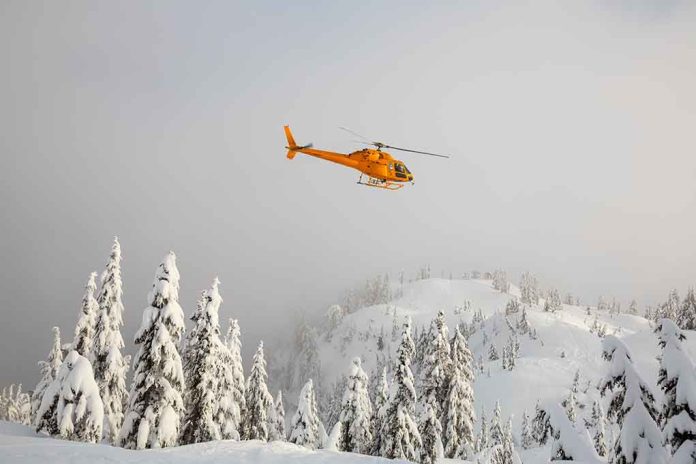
408;175;413;181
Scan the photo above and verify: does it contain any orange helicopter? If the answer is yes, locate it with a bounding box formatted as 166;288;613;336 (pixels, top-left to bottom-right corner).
284;125;450;190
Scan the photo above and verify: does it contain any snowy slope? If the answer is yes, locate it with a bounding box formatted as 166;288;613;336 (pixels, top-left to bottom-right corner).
0;421;409;464
310;278;696;461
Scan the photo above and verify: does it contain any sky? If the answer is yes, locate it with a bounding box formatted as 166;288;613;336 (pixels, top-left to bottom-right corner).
1;0;695;387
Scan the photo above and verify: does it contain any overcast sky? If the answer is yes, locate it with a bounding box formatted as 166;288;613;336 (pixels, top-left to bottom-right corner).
1;0;695;387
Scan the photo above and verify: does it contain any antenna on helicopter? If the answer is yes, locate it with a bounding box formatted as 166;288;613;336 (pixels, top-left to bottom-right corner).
339;126;450;159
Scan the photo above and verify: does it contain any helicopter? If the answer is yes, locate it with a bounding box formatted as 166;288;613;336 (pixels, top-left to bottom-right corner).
283;125;450;190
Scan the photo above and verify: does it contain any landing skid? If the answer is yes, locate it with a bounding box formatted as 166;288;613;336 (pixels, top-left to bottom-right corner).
357;174;404;190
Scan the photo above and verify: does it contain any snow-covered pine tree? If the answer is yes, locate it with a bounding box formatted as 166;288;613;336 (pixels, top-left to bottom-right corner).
600;335;666;463
117;252;185;449
517;307;530;334
271;390;286;441
562;390;576;423
289;379;323;449
489;343;499;361
586;400;607;457
658;289;680;321
678;288;696;330
1;384;30;425
243;340;274;441
36;351;104;443
92;237;129;443
628;299;639;315
419;310;452;417
505;298;520;315
520;272;540;305
544;289;562;312
70;272;98;358
181;277;229;444
31;326;63;424
443;327;476;459
418;404;444;464
521;409;533;449
379;316;422;460
489;418;515;464
223;318;246;438
571;370;580;394
478;406;490;451
489;401;504;446
492;270;510;293
597;296;608;312
531;401;552;445
655;319;696;455
338;357;373;454
371;367;389;456
418;310;451;418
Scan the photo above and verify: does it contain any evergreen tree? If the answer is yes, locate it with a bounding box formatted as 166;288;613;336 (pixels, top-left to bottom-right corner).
678;288;696;330
443;327;476;459
379;316;421;460
118;252;185;449
36;351;104;443
338;357;373;454
223;318;246;438
478;406;490;451
92;237;129;443
492;270;510;293
521;409;534;449
531;401;552;445
489;401;504;446
544;289;562;312
658;289;680;321
370;367;389;456
586;401;607;457
505;298;520;315
562;390;576;423
418;311;451;418
488;343;499;361
655;319;696;455
289;379;322;449
70;272;98;358
628;299;639;315
271;391;286;441
489;418;515;464
600;335;666;463
243;340;274;441
571;370;580;394
181;278;229;444
418;404;444;464
520;272;540;305
31;327;63;424
517;307;530;334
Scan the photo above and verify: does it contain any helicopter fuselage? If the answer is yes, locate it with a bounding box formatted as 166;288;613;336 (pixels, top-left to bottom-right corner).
289;146;414;183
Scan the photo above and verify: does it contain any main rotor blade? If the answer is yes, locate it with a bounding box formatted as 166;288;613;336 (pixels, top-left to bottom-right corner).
383;145;451;158
339;126;373;143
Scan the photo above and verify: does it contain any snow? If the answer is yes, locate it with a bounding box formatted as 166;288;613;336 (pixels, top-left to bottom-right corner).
0;421;411;464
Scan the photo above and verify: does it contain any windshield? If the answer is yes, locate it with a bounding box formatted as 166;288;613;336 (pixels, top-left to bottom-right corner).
395;164;405;173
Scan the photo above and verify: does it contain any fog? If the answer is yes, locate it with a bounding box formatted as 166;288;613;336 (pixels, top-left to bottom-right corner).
1;0;695;387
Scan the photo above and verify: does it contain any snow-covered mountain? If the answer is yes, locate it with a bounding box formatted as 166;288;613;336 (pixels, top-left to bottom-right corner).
277;277;696;462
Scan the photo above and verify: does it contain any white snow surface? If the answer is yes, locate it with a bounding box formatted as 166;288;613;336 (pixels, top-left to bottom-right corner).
0;420;409;464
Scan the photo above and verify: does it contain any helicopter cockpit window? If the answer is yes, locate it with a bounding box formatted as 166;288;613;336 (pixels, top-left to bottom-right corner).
389;163;394;170
395;164;405;173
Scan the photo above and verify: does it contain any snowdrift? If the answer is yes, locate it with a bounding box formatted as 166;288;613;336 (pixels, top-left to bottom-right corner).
0;421;409;464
